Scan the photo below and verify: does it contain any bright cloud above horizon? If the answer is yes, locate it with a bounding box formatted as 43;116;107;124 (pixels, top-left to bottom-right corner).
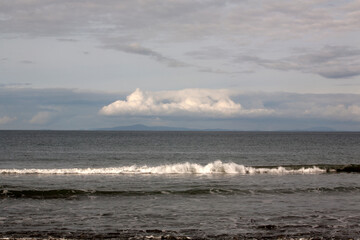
1;0;360;130
100;88;360;122
100;88;272;118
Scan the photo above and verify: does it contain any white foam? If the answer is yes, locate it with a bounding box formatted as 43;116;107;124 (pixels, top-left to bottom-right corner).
0;160;326;175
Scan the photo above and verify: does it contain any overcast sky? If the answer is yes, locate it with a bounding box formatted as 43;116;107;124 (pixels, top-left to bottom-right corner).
1;0;360;130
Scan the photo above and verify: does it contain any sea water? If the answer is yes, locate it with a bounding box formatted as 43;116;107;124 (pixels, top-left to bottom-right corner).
1;131;360;239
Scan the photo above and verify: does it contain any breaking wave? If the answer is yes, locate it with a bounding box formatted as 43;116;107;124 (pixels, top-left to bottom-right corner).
0;160;348;175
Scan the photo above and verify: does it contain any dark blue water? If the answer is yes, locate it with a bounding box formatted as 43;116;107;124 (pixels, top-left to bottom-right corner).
1;131;360;239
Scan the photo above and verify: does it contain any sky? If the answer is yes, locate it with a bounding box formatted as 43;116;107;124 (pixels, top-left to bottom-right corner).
1;0;360;130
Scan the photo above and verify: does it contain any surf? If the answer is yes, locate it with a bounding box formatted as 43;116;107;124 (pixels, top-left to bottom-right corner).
0;160;337;175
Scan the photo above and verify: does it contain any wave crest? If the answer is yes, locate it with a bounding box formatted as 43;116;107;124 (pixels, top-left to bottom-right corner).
0;160;326;175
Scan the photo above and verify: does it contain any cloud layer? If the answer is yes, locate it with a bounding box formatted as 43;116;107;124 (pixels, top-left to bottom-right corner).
2;1;359;39
1;86;360;130
0;86;123;130
2;0;360;81
240;46;360;79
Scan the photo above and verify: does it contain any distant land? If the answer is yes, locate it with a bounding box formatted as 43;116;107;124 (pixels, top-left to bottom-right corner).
95;124;337;132
297;127;336;132
95;124;229;131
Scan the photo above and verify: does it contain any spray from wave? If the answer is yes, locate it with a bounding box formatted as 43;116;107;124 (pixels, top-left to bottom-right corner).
0;160;327;175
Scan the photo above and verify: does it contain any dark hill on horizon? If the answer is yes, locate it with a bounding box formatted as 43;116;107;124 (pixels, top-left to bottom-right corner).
94;124;336;132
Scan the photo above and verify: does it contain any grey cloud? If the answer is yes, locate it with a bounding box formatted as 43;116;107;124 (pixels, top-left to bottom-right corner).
57;38;78;42
110;43;247;73
198;67;231;74
0;0;223;38
20;60;34;64
103;39;243;72
103;41;242;73
2;0;360;76
318;69;360;79
232;92;360;123
185;47;230;60
222;0;360;41
0;87;124;130
0;82;31;88
2;1;359;40
239;46;360;79
197;67;252;75
103;42;188;68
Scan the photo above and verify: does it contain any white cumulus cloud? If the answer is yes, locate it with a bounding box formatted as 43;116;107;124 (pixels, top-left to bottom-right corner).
0;116;16;124
100;88;273;118
29;111;53;125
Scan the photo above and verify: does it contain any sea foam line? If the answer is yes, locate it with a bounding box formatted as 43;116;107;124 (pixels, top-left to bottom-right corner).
0;160;325;175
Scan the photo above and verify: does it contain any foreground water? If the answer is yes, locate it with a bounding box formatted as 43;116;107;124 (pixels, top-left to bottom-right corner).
1;131;360;239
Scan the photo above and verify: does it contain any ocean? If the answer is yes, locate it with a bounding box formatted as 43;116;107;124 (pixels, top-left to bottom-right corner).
1;131;360;239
